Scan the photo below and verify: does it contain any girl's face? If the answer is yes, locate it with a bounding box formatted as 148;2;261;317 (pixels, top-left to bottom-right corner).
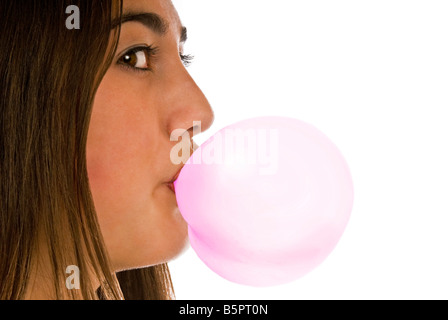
86;0;213;271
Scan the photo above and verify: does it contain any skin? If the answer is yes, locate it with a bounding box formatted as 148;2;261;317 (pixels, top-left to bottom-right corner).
87;0;214;271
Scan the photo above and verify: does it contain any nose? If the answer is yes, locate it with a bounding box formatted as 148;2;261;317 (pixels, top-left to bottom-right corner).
163;66;214;140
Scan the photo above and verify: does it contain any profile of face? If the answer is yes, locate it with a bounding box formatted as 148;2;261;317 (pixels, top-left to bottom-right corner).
86;0;213;271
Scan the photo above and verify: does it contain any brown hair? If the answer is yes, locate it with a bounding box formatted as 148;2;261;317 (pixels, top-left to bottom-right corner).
0;0;174;299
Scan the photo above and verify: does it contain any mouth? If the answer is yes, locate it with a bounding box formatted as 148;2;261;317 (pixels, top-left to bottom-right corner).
165;167;182;193
166;182;175;193
164;139;195;193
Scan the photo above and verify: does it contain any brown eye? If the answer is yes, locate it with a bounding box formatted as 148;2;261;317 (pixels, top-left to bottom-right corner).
118;46;155;71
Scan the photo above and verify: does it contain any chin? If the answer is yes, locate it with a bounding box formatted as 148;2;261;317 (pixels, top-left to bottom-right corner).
125;238;189;271
114;210;189;271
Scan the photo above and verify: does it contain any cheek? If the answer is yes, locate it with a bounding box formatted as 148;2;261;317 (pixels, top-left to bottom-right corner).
86;85;157;214
88;115;142;201
85;74;188;268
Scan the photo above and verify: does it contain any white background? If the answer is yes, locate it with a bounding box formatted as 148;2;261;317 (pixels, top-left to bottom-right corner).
168;0;448;299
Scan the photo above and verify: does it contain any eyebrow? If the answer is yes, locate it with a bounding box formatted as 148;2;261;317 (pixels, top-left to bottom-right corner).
113;12;188;43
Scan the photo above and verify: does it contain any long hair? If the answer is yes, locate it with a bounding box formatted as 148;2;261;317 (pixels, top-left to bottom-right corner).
0;0;174;299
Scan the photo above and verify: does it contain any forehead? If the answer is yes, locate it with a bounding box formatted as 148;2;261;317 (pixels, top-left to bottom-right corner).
123;0;182;33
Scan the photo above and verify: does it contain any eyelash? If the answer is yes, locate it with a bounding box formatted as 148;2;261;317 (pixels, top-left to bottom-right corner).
180;53;194;67
117;45;194;73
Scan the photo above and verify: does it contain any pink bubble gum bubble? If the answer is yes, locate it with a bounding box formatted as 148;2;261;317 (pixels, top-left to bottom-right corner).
174;116;354;287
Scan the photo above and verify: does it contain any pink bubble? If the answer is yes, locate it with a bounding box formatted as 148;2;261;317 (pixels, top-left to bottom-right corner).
174;116;354;286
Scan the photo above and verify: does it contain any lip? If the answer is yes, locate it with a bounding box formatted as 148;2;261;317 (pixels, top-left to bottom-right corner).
169;168;182;184
166;182;176;193
165;167;183;193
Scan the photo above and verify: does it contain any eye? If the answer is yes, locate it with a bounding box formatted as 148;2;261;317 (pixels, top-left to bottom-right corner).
117;46;157;71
